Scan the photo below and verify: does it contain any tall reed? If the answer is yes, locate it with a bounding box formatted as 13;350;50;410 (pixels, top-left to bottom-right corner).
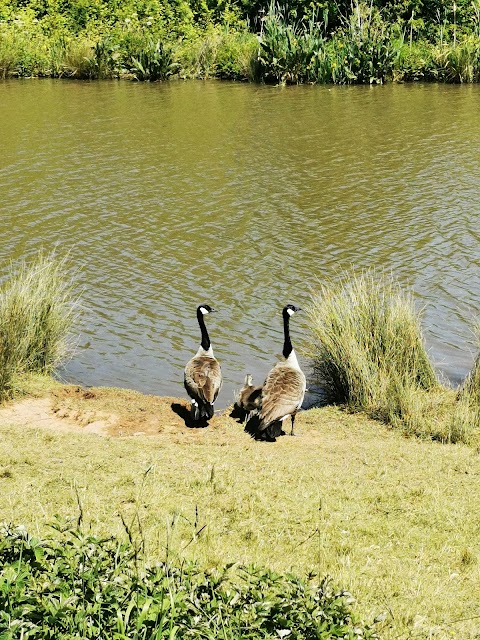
432;35;480;82
0;254;79;399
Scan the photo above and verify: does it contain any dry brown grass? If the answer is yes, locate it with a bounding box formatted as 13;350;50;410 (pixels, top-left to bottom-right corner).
1;376;480;639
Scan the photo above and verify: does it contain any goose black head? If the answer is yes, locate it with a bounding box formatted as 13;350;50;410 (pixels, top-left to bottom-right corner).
197;304;217;315
283;304;301;317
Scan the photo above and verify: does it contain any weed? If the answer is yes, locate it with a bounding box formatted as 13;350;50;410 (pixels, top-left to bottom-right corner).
129;39;176;80
0;522;376;638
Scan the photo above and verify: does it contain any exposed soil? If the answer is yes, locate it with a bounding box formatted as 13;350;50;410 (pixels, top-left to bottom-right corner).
0;385;237;437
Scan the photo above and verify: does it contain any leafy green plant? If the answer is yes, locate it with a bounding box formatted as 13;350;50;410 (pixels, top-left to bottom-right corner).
0;522;377;639
92;35;121;78
256;4;299;83
332;1;396;84
393;39;435;81
129;38;177;80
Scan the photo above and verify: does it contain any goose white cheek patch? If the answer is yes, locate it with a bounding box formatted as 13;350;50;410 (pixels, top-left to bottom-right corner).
287;308;295;316
199;307;208;315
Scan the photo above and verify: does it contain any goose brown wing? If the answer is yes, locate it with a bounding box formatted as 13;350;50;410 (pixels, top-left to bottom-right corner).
259;365;306;426
184;356;222;403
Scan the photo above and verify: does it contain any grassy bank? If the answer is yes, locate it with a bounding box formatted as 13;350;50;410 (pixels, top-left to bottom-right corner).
305;272;480;446
1;377;480;638
1;258;480;637
2;0;480;82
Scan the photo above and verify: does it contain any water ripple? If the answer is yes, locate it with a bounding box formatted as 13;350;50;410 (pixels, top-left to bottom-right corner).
2;80;480;404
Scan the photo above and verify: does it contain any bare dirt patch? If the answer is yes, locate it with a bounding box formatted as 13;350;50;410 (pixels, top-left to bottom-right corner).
0;385;236;437
0;396;113;435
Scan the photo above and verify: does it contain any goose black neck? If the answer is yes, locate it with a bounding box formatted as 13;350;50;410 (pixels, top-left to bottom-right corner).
282;311;293;359
197;309;211;351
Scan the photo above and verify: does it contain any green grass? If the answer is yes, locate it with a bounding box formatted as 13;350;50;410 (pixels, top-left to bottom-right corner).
1;258;480;637
305;271;438;408
0;254;79;400
0;386;480;639
454;323;480;438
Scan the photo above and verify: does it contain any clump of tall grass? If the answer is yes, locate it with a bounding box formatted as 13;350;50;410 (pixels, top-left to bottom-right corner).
256;1;397;84
460;327;480;405
453;323;480;443
306;272;439;429
0;522;377;639
432;35;480;82
0;254;79;400
327;1;397;84
256;5;306;84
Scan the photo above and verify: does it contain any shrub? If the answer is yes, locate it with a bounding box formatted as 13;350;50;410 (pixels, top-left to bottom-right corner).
0;19;50;77
176;24;256;79
0;522;377;639
393;40;435;81
214;27;257;79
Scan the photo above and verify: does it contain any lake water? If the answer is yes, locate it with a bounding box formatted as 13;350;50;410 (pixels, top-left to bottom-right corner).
2;79;480;407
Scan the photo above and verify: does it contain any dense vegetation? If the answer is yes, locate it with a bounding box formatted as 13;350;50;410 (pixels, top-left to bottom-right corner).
2;0;480;82
0;522;376;639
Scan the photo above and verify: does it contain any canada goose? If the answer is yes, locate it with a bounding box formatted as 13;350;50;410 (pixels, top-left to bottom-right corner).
253;304;306;441
184;305;222;424
235;373;263;421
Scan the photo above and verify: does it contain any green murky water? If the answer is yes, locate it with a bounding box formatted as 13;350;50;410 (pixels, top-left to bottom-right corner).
2;79;480;405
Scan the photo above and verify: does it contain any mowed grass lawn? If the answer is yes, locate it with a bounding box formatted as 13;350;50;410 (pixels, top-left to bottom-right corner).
1;382;480;639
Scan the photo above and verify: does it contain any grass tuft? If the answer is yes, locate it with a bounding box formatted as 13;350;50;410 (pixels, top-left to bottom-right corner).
306;271;437;406
306;271;480;444
0;253;79;400
454;323;480;442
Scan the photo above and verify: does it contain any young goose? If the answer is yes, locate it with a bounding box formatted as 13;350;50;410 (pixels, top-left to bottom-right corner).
235;373;263;422
184;305;222;424
255;304;306;441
